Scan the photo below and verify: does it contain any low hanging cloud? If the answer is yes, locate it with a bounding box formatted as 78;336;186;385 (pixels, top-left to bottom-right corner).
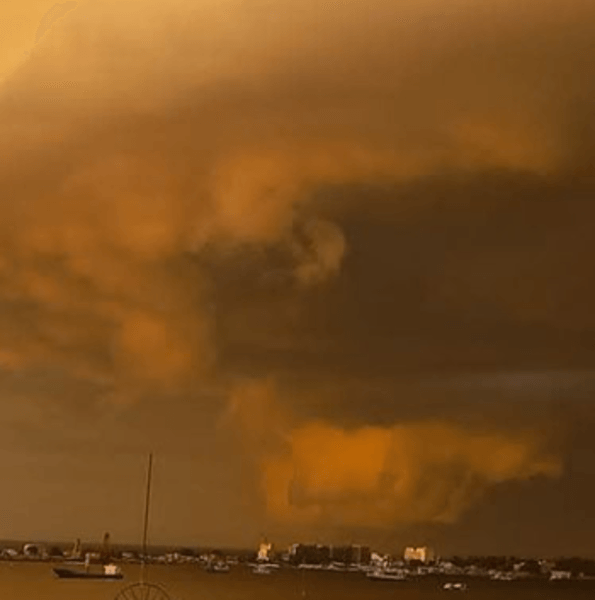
228;379;561;528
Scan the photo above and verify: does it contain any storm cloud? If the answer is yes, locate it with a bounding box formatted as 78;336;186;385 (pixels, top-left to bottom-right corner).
0;0;594;548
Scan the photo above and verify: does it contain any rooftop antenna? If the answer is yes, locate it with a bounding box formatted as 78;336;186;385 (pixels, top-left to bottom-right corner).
114;453;172;600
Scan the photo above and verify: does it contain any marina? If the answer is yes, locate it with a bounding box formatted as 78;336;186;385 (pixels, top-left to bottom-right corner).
0;562;593;600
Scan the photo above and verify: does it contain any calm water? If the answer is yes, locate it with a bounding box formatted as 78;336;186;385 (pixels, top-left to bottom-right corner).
0;562;593;600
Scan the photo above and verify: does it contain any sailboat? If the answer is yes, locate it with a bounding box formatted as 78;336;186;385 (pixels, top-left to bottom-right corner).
53;542;123;580
53;562;124;580
113;454;172;600
53;531;123;579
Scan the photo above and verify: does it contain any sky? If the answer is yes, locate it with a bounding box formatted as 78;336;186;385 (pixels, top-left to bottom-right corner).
0;0;595;557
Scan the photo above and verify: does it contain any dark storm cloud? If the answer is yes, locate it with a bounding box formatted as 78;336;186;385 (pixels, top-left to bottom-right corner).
1;0;595;541
218;176;595;381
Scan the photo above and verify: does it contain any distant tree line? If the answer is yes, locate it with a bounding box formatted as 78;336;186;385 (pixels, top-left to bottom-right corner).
554;558;595;576
447;555;595;576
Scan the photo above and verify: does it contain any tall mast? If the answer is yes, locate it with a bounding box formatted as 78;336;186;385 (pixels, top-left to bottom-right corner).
140;453;153;584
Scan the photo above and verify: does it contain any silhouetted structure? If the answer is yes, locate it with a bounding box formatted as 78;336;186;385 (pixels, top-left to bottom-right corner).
289;544;331;565
330;545;371;564
101;532;111;562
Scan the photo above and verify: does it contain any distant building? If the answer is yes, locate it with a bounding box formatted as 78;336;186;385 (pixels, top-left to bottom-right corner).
23;543;47;559
258;540;273;561
330;545;371;565
404;546;435;563
287;543;370;565
352;545;371;565
289;544;331;565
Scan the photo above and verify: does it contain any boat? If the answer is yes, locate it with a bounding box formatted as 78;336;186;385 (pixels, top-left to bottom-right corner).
53;564;123;580
252;563;277;575
490;571;516;581
51;456;157;585
443;582;468;591
366;568;408;581
205;561;231;573
550;570;572;581
326;562;347;572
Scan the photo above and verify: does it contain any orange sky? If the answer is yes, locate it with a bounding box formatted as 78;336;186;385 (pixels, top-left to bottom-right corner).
0;0;594;556
0;1;70;81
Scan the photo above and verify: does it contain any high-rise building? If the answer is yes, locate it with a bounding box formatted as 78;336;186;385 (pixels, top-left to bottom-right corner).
330;545;371;564
289;544;331;565
403;547;435;563
258;540;272;561
352;544;371;564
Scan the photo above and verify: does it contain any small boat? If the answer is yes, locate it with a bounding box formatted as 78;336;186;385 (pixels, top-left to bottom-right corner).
205;561;230;573
53;563;123;580
443;582;468;591
367;568;408;581
252;563;276;575
550;571;572;581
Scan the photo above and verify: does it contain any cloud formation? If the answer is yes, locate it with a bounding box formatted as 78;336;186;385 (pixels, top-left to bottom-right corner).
2;0;588;394
229;379;561;529
1;0;593;539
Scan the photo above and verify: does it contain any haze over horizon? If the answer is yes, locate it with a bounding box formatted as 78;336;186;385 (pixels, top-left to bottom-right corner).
1;0;595;558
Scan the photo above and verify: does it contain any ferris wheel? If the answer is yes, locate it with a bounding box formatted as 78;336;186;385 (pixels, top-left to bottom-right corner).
114;581;172;600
